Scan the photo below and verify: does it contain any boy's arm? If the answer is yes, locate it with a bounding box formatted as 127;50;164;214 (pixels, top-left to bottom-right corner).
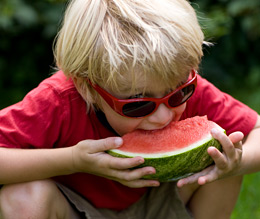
0;147;74;184
239;114;260;174
0;137;160;188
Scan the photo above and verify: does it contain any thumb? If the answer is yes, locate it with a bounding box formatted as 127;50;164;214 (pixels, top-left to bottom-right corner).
228;131;244;144
87;137;123;153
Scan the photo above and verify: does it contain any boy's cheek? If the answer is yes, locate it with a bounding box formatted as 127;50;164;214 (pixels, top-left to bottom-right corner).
101;102;143;136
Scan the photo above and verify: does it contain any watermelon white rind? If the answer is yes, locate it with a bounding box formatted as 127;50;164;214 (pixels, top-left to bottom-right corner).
108;116;225;182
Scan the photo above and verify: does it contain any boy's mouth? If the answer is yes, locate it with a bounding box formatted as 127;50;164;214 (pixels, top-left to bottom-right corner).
140;120;172;132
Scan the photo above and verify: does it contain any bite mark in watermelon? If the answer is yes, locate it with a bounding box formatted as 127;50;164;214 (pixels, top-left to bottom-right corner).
108;116;225;182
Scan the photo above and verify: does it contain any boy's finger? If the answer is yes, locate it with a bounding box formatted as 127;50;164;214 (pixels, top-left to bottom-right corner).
197;171;218;185
111;166;157;182
207;146;227;169
86;137;123;153
177;174;199;187
177;166;214;187
228;132;244;150
123;179;160;188
211;129;236;159
107;156;145;169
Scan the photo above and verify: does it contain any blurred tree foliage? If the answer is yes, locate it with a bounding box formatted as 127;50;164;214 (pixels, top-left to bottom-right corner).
0;0;260;110
191;0;260;112
0;0;65;108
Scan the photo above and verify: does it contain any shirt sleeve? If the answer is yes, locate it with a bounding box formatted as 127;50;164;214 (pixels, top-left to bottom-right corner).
183;75;258;136
0;83;65;149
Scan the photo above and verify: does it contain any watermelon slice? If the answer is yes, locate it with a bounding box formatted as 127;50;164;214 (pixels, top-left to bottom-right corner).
108;116;225;182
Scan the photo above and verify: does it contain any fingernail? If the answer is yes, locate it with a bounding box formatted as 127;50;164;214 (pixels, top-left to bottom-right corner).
152;182;160;187
147;169;156;175
115;138;123;147
211;128;218;135
138;158;144;164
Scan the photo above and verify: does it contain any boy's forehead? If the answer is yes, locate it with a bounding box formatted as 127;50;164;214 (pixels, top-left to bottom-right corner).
136;77;177;93
134;71;188;90
112;73;187;96
102;65;191;96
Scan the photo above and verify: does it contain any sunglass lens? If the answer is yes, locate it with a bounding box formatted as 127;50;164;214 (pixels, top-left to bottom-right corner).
122;101;156;117
169;84;195;107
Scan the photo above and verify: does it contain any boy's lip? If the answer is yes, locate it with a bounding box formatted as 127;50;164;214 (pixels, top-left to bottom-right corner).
140;120;172;132
143;113;182;132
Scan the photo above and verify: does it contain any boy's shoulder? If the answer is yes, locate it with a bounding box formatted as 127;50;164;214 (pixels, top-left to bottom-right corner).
184;73;258;135
39;71;78;96
30;70;84;107
12;70;85;123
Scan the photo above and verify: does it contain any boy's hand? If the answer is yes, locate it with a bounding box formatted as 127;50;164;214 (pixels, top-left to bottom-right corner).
71;137;160;188
177;129;244;187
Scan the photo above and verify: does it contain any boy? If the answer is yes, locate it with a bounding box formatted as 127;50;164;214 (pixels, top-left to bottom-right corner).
0;0;259;218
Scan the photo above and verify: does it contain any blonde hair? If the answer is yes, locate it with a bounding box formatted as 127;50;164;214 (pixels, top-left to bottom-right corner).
54;0;206;109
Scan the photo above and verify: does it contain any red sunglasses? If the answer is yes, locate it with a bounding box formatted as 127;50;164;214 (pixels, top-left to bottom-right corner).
86;69;197;118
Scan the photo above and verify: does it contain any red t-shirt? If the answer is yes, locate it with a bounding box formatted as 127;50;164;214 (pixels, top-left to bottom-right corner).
0;71;258;210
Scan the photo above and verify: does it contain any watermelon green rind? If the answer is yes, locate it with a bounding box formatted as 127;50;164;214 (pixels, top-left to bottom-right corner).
108;136;223;182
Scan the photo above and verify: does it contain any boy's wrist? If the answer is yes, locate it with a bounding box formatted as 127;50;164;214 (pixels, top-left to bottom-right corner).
53;147;77;175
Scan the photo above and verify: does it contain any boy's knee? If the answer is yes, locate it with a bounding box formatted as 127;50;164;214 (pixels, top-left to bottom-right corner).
0;180;61;219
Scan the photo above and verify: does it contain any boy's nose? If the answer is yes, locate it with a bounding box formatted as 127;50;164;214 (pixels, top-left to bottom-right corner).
146;103;174;127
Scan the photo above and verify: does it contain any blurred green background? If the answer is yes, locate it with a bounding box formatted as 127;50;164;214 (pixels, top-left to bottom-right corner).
0;0;259;218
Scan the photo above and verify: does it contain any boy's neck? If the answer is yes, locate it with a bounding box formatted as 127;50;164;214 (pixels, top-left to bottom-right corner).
95;109;119;136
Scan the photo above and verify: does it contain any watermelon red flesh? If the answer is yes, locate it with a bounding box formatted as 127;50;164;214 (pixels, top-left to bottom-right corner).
120;116;217;154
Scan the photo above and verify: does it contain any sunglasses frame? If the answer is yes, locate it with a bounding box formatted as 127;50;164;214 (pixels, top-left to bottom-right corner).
86;69;197;118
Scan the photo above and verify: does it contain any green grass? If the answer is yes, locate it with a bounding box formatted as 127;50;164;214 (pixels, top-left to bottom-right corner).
230;85;260;218
232;173;260;218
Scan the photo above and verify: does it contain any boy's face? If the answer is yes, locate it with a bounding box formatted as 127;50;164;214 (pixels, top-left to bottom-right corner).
99;77;187;136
